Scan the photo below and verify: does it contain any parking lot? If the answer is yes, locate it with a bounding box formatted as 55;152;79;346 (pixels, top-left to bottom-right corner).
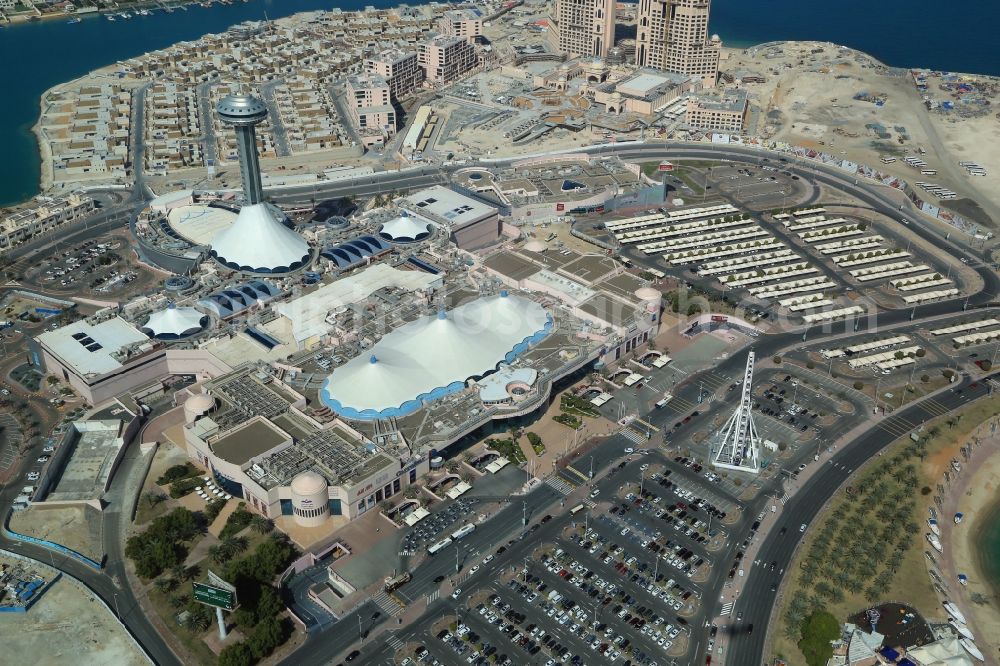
401;498;478;555
705;165;802;206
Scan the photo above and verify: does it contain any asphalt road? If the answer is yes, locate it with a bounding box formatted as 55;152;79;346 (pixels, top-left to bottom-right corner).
727;373;996;665
2;141;996;666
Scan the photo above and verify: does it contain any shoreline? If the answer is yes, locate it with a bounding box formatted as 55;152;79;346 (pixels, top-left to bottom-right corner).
939;421;1000;666
5;0;1000;211
0;0;236;26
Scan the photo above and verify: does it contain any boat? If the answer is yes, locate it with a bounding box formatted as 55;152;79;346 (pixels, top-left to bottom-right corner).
119;12;131;18
958;573;968;586
928;518;940;536
944;602;968;625
106;14;116;21
926;533;943;552
955;512;964;524
961;639;984;662
951;620;974;641
67;17;81;23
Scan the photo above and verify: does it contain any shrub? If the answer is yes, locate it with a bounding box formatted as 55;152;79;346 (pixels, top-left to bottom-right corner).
219;503;254;539
920;486;932;496
157;463;197;485
853;381;864;390
920;374;930;383
806;361;815;369
773;356;782;364
798;610;840;666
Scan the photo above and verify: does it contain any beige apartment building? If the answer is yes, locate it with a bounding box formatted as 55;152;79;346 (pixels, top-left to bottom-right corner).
685;89;749;133
636;0;721;86
419;35;478;84
552;0;616;58
365;49;424;99
344;75;397;148
437;8;483;42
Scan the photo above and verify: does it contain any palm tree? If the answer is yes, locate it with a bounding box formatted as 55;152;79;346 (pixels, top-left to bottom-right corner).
249;514;273;534
207;545;225;563
221;536;248;558
154;577;176;593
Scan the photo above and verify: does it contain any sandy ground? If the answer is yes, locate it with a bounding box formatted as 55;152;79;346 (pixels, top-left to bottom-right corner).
724;42;1000;226
0;571;147;665
7;505;103;562
939;421;1000;665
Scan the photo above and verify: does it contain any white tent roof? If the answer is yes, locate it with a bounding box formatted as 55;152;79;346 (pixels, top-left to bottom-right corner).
906;637;975;666
210;203;310;272
380;214;431;242
142;304;205;338
321;293;552;419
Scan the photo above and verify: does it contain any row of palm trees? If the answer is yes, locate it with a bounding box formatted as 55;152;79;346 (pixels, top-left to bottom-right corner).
781;437;930;637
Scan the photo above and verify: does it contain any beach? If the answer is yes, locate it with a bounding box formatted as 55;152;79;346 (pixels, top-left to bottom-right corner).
939;419;1000;665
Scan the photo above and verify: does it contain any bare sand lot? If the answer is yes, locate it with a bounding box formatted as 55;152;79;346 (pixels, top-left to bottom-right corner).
723;41;1000;227
0;572;147;665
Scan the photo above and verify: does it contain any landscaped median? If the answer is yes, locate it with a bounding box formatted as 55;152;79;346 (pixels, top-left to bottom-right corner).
769;393;1000;666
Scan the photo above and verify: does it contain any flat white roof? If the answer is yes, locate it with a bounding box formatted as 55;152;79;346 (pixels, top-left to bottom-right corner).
402;185;496;230
274;263;441;344
37;317;148;377
620;72;670;96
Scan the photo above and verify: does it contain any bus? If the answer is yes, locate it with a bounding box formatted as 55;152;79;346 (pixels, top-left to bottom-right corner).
647;268;666;280
427;537;453;555
880;157;896;164
619;256;633;267
451;524;476;540
920;169;937;176
569;504;586;515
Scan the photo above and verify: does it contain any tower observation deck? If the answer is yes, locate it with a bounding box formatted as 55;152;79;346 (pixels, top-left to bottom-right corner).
217;94;268;206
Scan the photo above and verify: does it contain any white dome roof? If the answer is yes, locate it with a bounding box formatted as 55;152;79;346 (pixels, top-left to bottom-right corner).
523;240;547;252
379;214;431;243
185;393;215;415
142;303;206;338
211;203;310;273
291;471;327;495
635;287;661;301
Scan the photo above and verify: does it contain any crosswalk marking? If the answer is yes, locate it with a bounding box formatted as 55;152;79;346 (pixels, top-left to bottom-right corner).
371;591;405;617
620;428;646;445
387;635;405;650
922;398;951;417
426;590;440;604
720;602;734;616
545;476;576;495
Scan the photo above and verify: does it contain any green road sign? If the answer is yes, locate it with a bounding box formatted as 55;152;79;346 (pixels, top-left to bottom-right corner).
193;582;236;611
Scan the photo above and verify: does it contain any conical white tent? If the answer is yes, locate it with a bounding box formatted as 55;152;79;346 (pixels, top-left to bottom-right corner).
320;292;552;420
210;203;310;273
379;214;431;243
142;303;206;339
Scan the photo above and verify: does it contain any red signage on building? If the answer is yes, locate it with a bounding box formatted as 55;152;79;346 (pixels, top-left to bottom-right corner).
556;203;565;212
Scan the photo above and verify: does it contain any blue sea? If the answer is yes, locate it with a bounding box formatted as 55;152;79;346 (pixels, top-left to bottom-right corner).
1;0;999;206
